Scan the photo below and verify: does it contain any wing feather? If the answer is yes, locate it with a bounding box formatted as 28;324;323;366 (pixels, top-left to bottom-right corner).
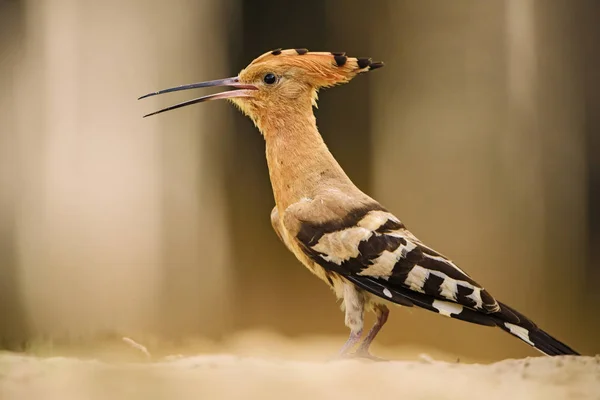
288;201;502;315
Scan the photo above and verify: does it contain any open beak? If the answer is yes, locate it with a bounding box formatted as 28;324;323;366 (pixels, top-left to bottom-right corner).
138;77;257;118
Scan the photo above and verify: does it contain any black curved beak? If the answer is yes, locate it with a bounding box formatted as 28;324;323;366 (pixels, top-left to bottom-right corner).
138;77;257;118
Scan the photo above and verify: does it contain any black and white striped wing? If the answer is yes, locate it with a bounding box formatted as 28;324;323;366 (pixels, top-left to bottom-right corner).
292;204;515;325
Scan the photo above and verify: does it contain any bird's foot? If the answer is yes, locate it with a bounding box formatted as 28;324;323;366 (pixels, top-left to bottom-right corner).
331;348;388;362
348;348;388;362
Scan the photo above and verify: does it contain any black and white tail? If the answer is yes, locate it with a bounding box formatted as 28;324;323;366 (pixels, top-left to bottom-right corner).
493;302;579;356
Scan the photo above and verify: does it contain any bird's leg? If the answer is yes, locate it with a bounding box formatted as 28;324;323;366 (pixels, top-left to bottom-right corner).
354;304;389;358
337;283;365;357
337;328;363;356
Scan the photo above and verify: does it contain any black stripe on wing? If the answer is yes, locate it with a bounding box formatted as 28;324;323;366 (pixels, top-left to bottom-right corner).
297;204;403;247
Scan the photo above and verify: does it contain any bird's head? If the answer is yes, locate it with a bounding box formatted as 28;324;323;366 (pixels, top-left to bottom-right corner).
139;48;383;131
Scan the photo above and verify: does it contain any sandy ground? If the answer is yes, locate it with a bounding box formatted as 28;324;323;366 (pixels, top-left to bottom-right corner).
1;334;599;400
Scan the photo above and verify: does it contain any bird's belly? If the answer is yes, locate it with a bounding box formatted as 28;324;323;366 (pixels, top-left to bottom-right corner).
279;226;346;299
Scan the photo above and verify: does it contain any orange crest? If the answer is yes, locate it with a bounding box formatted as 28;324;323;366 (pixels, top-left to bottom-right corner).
239;48;384;89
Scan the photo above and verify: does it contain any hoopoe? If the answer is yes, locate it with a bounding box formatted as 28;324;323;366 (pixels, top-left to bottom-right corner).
139;48;580;358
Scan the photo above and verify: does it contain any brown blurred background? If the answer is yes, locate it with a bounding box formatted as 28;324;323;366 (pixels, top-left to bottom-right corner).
0;0;598;361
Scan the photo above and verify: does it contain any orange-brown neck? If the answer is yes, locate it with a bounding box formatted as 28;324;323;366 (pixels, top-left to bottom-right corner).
260;108;354;211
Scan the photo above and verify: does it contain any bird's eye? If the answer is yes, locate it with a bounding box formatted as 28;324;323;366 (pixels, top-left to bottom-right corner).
263;73;277;85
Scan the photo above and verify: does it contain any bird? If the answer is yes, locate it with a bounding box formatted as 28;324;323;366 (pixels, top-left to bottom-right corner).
139;48;580;358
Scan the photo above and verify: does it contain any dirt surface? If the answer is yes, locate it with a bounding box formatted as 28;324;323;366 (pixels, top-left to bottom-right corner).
0;334;598;400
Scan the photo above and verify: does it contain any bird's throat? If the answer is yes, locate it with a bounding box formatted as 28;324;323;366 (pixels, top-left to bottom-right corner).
263;113;352;212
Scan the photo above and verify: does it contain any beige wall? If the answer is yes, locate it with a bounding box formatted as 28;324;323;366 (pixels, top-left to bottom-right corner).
0;0;233;343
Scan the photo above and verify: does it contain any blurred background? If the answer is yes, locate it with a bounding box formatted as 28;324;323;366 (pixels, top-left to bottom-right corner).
0;0;598;362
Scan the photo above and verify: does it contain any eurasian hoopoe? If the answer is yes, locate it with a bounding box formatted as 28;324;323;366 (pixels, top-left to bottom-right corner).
140;48;579;358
